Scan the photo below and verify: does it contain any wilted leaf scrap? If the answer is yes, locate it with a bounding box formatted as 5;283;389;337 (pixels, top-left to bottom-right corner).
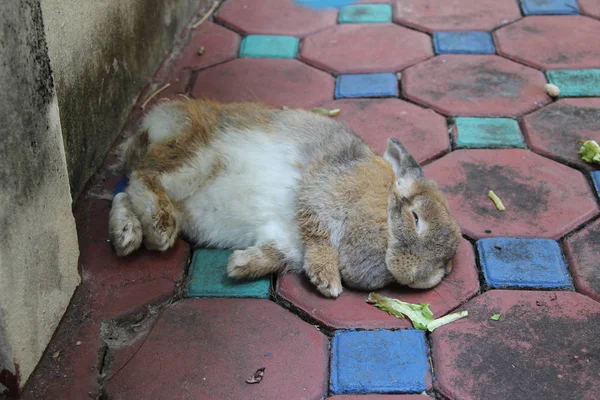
488;190;505;211
246;367;265;384
367;293;468;332
579;140;600;165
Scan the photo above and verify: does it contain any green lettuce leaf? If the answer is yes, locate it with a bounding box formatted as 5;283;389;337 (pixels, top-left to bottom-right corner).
579;140;600;164
367;292;468;332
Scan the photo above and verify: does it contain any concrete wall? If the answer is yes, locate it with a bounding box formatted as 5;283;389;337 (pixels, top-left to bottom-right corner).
41;0;200;200
1;0;204;394
0;1;80;394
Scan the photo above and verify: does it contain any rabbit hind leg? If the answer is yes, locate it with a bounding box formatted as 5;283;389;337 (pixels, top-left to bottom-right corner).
227;243;286;280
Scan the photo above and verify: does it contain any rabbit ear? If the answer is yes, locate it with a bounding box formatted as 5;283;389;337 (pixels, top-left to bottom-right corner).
383;138;424;180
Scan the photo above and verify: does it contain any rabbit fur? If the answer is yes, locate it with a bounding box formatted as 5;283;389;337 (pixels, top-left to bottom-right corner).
109;98;461;298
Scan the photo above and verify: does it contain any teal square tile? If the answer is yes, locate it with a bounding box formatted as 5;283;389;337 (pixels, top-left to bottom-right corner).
187;248;271;298
455;117;526;149
239;35;299;59
546;70;600;97
338;4;392;23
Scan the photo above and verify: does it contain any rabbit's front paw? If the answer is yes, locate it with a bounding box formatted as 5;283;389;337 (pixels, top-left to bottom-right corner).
143;206;178;252
308;269;343;298
109;193;143;257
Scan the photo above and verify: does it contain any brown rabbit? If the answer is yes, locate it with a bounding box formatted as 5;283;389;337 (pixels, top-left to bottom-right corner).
109;98;461;298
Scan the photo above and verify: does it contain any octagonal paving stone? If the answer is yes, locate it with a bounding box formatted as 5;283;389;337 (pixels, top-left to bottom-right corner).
431;290;600;400
300;24;433;74
423;149;599;239
105;298;329;399
192;58;334;108
277;239;479;330
174;21;240;70
215;0;338;37
580;0;600;19
403;55;551;117
495;16;600;70
75;177;190;320
522;98;600;171
319;98;449;162
564;218;600;302
393;0;522;33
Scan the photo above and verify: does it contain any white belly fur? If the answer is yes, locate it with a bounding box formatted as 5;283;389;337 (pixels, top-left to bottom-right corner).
176;129;304;263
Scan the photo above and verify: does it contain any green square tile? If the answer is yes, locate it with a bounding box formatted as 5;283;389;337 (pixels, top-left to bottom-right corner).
338;4;392;23
455;117;526;149
239;35;299;59
186;248;271;298
546;69;600;97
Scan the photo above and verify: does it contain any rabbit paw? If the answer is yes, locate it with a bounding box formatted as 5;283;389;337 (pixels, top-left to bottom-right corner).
307;269;343;298
227;246;279;280
227;249;255;279
109;194;143;257
143;216;177;251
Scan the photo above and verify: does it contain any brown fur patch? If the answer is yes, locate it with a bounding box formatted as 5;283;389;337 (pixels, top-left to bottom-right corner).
137;99;275;174
137;171;177;234
297;208;342;290
336;155;394;223
229;243;285;279
139;99;220;173
123;130;149;172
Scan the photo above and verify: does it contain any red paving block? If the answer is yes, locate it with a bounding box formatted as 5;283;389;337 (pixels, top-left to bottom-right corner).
423;149;600;239
175;21;240;70
580;0;600;19
104;299;329;399
277;239;479;330
403;55;551;117
215;0;337;37
300;24;432;74
495;16;600;70
319;99;449;163
192;58;334;108
564;219;600;302
432;290;600;400
393;0;521;33
75;167;190;320
522;98;600;171
21;288;102;400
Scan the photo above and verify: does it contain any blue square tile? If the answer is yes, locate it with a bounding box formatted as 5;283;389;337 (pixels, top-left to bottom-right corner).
239;35;299;59
520;0;580;15
335;73;398;99
433;32;496;55
330;330;430;394
477;238;572;289
294;0;356;9
339;4;393;23
113;174;129;195
454;117;526;148
186;249;271;298
591;171;600;197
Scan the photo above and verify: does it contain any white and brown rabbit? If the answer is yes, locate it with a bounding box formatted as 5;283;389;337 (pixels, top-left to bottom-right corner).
109;98;462;298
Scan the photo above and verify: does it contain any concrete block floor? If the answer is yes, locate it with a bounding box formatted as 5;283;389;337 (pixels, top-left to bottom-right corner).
19;1;600;399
